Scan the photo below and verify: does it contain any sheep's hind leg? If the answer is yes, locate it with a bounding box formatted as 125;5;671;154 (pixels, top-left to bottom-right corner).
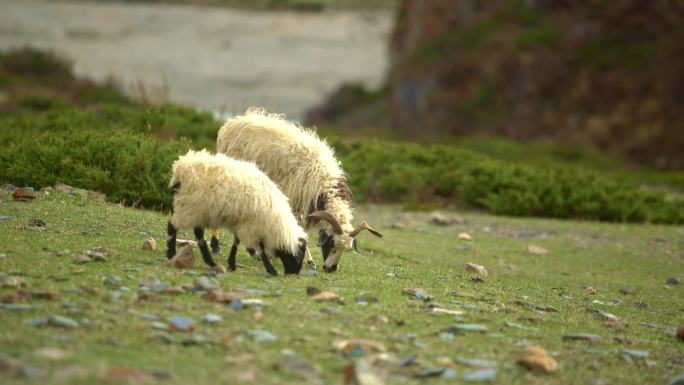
227;236;240;271
210;229;220;255
166;221;177;260
258;242;278;276
194;227;217;267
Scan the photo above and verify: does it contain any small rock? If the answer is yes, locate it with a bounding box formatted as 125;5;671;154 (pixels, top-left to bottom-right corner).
588;309;619;322
402;287;431;301
415;367;446;378
562;333;601;342
458;232;473;241
194;276;220;291
346;359;384;385
312;291;342;303
201;314;222;323
279;352;322;382
33;347;71;361
53;184;75;195
585;287;597;295
168;316;194;332
389;222;405;229
213;265;228;274
27;315;79;328
619;288;635;295
150;322;168;330
306;286;322;296
248;330;278;343
463;368;497;382
142;237;157;251
666;277;681;285
429;212;451;226
12;188;36;201
455;358;498;368
334;339;386;355
517;345;558;373
449;323;488;333
1;183;18;191
0;253;6;260
53;365;89;380
355;296;378;305
429;307;464;316
169;245;195;268
103;275;123;289
1;275;24;288
252;311;264;321
465;263;488;277
527;245;548;255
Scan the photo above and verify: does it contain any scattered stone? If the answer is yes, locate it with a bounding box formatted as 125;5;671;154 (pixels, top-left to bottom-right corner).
194;276;220;291
585;287;597;295
168;316;194;332
455;358;498;368
465;263;488;277
103;275;123;289
0;275;24;288
182;334;210;346
402;288;431;301
346;359;385;385
355;296;378;305
429;307;464;316
248;330;277;343
253;311;264;321
517;345;558;374
306;286;322;296
1;183;18;191
439;332;455;342
0;253;6;260
20;365;47;380
619;288;635;295
429;212;451;226
449;323;488;333
53;365;89;381
53;184;75;195
667;277;681;285
620;349;650;362
169;245;195;268
587;309;619;322
527;245;548;255
33;347;71;361
415;367;446;378
73;255;92;264
463;368;497;382
505;321;539;332
0;303;40;311
562;333;601;342
107;368;152;382
12;188;36;201
458;232;473;241
312;291;342;303
389;223;405;229
213;265;228;274
204;289;246;304
201;314;222;323
334;339;386;355
142;237;157;251
150;322;168;330
27;315;79;329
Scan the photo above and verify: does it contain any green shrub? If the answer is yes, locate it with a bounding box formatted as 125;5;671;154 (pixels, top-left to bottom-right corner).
0;129;189;209
332;139;684;224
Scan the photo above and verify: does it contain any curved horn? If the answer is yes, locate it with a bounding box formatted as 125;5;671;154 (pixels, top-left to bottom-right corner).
349;221;383;238
308;211;343;234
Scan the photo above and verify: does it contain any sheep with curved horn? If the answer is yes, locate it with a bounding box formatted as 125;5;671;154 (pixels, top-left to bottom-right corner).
214;107;383;272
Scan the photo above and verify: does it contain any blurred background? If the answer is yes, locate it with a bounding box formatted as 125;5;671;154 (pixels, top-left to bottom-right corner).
1;0;682;223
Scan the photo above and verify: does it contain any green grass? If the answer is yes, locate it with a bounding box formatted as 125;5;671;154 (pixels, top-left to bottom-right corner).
1;189;682;384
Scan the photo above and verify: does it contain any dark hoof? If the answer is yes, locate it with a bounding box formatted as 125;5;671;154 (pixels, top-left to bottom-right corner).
322;264;338;273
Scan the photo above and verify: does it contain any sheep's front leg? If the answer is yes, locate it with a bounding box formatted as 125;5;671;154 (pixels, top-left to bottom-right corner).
194;227;217;267
210;229;220;255
303;246;316;269
258;242;278;276
227;236;240;271
166;221;177;259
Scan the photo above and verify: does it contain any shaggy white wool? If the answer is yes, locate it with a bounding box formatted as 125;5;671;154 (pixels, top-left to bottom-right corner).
216;107;354;235
169;149;306;256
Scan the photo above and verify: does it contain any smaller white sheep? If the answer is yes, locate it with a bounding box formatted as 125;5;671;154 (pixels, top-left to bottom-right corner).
166;149;307;275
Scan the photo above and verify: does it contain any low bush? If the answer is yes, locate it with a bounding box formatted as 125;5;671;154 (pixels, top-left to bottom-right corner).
0;129;189;209
332;139;684;224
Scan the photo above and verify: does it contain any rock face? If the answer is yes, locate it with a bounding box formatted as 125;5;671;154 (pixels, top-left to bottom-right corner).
309;0;684;169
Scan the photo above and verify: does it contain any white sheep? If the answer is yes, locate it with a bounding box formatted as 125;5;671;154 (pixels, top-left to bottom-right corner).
214;108;382;273
166;149;307;275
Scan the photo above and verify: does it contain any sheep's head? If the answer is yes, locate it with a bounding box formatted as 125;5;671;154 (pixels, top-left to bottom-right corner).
308;211;383;273
276;237;307;274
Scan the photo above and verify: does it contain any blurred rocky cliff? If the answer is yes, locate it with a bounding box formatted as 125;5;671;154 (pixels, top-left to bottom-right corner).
307;0;684;169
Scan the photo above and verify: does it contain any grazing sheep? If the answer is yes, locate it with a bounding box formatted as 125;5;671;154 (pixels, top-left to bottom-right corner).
215;108;382;273
166;149;307;275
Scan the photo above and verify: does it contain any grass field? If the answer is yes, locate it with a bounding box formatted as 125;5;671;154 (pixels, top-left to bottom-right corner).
1;188;682;384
